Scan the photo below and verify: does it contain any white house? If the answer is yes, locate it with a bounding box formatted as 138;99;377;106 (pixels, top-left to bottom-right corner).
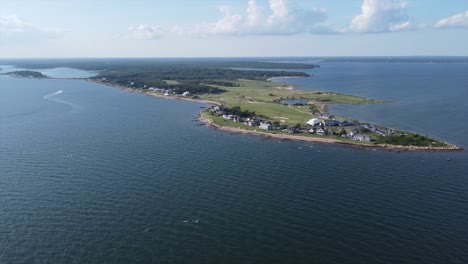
245;118;259;127
353;134;371;142
316;128;325;135
182;91;191;96
259;122;273;130
306;118;321;126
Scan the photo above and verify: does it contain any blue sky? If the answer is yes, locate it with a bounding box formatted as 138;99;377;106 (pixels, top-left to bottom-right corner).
0;0;467;57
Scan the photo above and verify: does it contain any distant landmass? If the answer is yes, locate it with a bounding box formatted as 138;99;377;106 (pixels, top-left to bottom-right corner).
4;70;48;78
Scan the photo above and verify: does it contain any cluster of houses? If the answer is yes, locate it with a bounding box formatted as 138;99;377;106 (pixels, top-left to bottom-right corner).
358;122;395;136
305;119;369;141
213;106;377;142
147;87;192;97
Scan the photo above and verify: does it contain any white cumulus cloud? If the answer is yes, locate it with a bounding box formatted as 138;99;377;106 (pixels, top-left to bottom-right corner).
435;11;468;29
128;24;163;40
349;0;412;33
0;15;28;32
0;15;59;44
192;0;332;36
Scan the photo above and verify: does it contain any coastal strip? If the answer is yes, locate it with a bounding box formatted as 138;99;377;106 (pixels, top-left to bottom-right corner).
90;79;463;152
197;109;463;152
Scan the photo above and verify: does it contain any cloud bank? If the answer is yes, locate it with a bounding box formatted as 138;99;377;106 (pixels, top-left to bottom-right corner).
0;15;59;44
126;0;468;40
349;0;412;33
128;24;164;40
191;0;333;36
435;11;468;29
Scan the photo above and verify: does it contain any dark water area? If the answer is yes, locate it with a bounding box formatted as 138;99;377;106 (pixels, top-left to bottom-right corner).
1;62;467;263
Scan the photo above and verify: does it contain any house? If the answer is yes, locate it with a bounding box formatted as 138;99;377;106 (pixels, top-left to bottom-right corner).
341;120;353;126
287;126;299;134
259;122;273;130
232;116;241;122
182;91;191;96
308;128;315;133
222;114;233;120
353;134;371;142
316;128;325;135
323;119;341;126
244;118;259;127
306;118;321;126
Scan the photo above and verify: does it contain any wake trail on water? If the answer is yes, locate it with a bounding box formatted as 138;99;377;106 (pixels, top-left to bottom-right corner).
43;90;83;113
43;90;63;99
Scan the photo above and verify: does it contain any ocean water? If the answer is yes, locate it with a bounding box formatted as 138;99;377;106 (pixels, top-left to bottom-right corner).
1;63;467;264
0;66;96;79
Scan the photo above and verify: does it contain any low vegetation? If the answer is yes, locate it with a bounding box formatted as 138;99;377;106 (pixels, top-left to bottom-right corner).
373;133;449;147
5;71;47;78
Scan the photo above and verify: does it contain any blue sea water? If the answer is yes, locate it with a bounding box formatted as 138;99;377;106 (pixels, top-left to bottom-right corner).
1;62;467;264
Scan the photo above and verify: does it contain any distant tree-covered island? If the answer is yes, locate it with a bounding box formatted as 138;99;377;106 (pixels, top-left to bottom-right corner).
5;71;48;79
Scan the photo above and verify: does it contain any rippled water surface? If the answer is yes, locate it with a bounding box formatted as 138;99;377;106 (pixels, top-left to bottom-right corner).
1;63;467;264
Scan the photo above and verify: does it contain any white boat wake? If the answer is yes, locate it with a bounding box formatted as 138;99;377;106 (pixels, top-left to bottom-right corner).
43;90;82;113
43;90;63;99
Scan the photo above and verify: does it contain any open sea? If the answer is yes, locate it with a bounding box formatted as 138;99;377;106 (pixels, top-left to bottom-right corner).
1;61;467;263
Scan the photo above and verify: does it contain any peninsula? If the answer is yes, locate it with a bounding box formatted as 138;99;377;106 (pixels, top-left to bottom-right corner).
9;59;462;151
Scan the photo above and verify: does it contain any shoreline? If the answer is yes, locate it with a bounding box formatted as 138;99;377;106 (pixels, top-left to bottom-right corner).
267;75;307;83
89;79;463;152
197;111;463;152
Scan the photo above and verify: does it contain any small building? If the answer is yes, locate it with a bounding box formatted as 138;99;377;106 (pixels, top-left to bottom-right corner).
316;128;325;135
222;114;233;120
287;126;299;134
341;120;353;126
245;118;259;127
232;116;241;122
308;128;315;134
259;122;273;130
323;119;341;126
353;134;371;142
306;118;321;126
182;91;191;96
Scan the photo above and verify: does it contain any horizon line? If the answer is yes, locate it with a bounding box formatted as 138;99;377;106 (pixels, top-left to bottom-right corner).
1;55;468;60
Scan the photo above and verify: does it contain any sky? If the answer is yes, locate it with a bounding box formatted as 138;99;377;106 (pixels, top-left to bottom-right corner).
0;0;467;58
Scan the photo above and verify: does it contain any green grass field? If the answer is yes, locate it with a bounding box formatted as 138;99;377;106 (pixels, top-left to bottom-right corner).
151;79;456;149
197;79;384;126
